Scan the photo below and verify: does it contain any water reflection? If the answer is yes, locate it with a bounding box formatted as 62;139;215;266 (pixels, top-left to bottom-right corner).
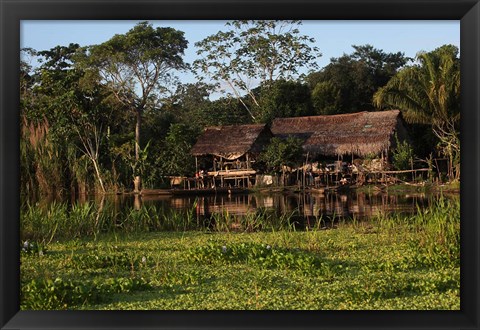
28;190;456;232
138;191;434;220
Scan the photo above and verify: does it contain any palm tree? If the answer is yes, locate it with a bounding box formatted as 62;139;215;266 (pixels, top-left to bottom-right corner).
373;45;460;180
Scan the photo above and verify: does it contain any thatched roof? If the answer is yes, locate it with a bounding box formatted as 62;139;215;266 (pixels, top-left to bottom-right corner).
190;124;272;160
271;110;405;157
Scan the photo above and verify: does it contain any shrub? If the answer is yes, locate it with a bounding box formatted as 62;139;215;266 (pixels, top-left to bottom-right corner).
392;134;415;171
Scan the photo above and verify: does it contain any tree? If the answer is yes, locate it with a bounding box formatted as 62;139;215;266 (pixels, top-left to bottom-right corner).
391;135;415;180
74;124;106;193
20;48;36;99
157;124;199;177
308;45;409;114
259;137;303;173
373;45;460;180
311;81;341;115
20;48;38;196
194;20;321;121
84;22;188;192
21;43;99;197
162;82;215;128
28;43;121;195
254;79;314;124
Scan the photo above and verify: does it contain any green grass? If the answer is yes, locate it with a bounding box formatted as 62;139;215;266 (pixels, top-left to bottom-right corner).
20;198;460;310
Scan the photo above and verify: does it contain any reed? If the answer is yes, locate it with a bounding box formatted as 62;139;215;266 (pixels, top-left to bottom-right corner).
21;195;459;262
368;196;460;268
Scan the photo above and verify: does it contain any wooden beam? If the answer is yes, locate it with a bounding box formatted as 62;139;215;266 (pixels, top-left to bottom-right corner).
370;168;430;174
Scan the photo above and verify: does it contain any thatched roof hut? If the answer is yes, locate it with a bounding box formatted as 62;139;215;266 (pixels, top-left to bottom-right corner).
190;124;273;160
270;110;406;157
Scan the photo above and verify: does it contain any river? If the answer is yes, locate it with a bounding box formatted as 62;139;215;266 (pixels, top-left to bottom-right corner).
69;189;454;223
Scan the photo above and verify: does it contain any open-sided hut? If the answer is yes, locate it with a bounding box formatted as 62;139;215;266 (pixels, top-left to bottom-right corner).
190;124;273;174
271;110;407;162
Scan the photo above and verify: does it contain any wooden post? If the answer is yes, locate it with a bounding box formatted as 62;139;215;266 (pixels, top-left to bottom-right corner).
246;153;250;169
411;158;414;182
195;157;198;174
134;194;141;210
304;152;309;188
434;158;440;183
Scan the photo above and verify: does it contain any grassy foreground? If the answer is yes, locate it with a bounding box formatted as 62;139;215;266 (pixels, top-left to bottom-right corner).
20;198;459;310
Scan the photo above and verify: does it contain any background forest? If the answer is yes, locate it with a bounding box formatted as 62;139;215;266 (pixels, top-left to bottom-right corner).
20;20;460;198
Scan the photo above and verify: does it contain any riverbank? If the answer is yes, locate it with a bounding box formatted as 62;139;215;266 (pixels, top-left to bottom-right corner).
20;198;459;310
354;181;460;195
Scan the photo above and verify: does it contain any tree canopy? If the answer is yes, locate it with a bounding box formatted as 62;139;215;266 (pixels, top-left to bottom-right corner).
194;20;321;120
19;20;461;197
255;79;314;124
308;45;409;114
82;22;189;191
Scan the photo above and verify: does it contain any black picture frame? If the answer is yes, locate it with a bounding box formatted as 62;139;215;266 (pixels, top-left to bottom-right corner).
1;0;479;329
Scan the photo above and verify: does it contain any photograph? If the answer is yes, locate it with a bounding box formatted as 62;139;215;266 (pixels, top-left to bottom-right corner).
2;0;480;329
18;19;461;311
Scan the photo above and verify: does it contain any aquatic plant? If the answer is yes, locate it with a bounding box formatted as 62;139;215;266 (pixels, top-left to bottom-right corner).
21;277;150;310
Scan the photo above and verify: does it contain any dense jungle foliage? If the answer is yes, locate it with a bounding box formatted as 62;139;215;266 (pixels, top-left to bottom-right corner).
20;21;460;198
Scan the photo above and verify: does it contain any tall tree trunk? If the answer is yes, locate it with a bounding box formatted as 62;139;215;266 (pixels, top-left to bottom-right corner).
92;159;106;194
75;125;106;194
134;109;142;193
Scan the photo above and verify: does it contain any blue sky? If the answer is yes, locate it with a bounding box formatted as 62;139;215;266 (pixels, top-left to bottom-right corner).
21;20;460;86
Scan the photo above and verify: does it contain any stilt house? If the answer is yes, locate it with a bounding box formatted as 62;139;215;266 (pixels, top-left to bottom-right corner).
190;124;273;174
271;110;407;168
